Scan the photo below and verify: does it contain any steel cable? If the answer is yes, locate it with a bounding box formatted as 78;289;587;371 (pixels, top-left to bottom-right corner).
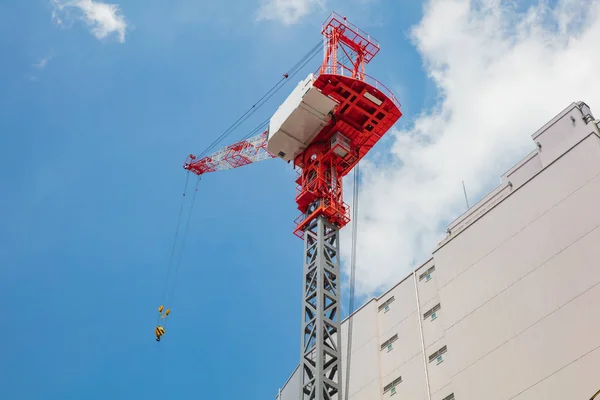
344;161;360;400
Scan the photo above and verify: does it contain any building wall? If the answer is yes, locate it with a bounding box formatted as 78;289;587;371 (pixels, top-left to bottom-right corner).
276;101;600;400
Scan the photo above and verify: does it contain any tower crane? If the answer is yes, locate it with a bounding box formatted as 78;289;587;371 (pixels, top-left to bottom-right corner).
183;12;402;400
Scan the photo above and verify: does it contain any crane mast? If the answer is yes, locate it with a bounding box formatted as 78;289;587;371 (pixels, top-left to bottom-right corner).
184;12;401;400
294;15;401;400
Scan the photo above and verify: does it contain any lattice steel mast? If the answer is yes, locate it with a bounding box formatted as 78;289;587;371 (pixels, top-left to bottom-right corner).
300;216;342;399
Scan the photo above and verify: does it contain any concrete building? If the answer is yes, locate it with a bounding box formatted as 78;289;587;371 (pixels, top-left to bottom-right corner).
277;101;600;400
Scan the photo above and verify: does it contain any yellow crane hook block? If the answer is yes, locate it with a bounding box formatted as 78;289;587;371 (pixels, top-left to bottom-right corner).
155;306;171;342
155;326;166;342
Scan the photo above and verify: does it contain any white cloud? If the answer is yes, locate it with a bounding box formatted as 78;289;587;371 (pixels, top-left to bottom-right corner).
27;55;54;82
33;56;52;69
256;0;325;25
51;0;128;43
341;0;600;297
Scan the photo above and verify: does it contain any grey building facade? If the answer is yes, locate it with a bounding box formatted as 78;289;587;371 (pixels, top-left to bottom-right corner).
277;101;600;400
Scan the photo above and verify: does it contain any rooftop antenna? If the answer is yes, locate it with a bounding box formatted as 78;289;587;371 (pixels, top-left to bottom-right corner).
462;180;470;210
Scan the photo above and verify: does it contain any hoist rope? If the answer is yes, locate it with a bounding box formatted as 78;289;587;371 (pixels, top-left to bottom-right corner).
159;171;190;307
234;46;321;144
197;41;322;158
155;40;325;333
230;41;322;146
344;161;360;400
241;117;270;141
163;175;202;323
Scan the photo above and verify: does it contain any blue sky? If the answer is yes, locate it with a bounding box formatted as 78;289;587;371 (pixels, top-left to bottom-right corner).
4;0;600;398
0;1;433;399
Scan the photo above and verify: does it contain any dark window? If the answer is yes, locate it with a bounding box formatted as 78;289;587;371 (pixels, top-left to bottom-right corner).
378;296;395;312
423;303;441;320
429;345;447;363
380;334;398;351
418;265;436;281
383;376;402;393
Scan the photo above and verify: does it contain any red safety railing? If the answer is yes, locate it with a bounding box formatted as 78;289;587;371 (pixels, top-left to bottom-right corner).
315;65;401;110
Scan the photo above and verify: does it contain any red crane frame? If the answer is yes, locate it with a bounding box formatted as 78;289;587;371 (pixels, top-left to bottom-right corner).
292;12;402;237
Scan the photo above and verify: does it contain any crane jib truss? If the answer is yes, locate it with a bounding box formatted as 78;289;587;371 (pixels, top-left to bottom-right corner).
184;130;275;175
183;12;402;400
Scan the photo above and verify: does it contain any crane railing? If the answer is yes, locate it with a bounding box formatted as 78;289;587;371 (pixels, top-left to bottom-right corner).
316;65;401;110
322;11;381;63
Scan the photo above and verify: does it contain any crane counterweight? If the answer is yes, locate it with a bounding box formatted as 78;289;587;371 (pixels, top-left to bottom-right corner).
267;73;338;162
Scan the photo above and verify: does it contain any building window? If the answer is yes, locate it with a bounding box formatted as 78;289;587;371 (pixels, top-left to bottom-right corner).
380;334;398;352
378;296;395;313
429;345;447;364
442;394;455;400
418;265;436;282
383;376;402;394
423;303;441;321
